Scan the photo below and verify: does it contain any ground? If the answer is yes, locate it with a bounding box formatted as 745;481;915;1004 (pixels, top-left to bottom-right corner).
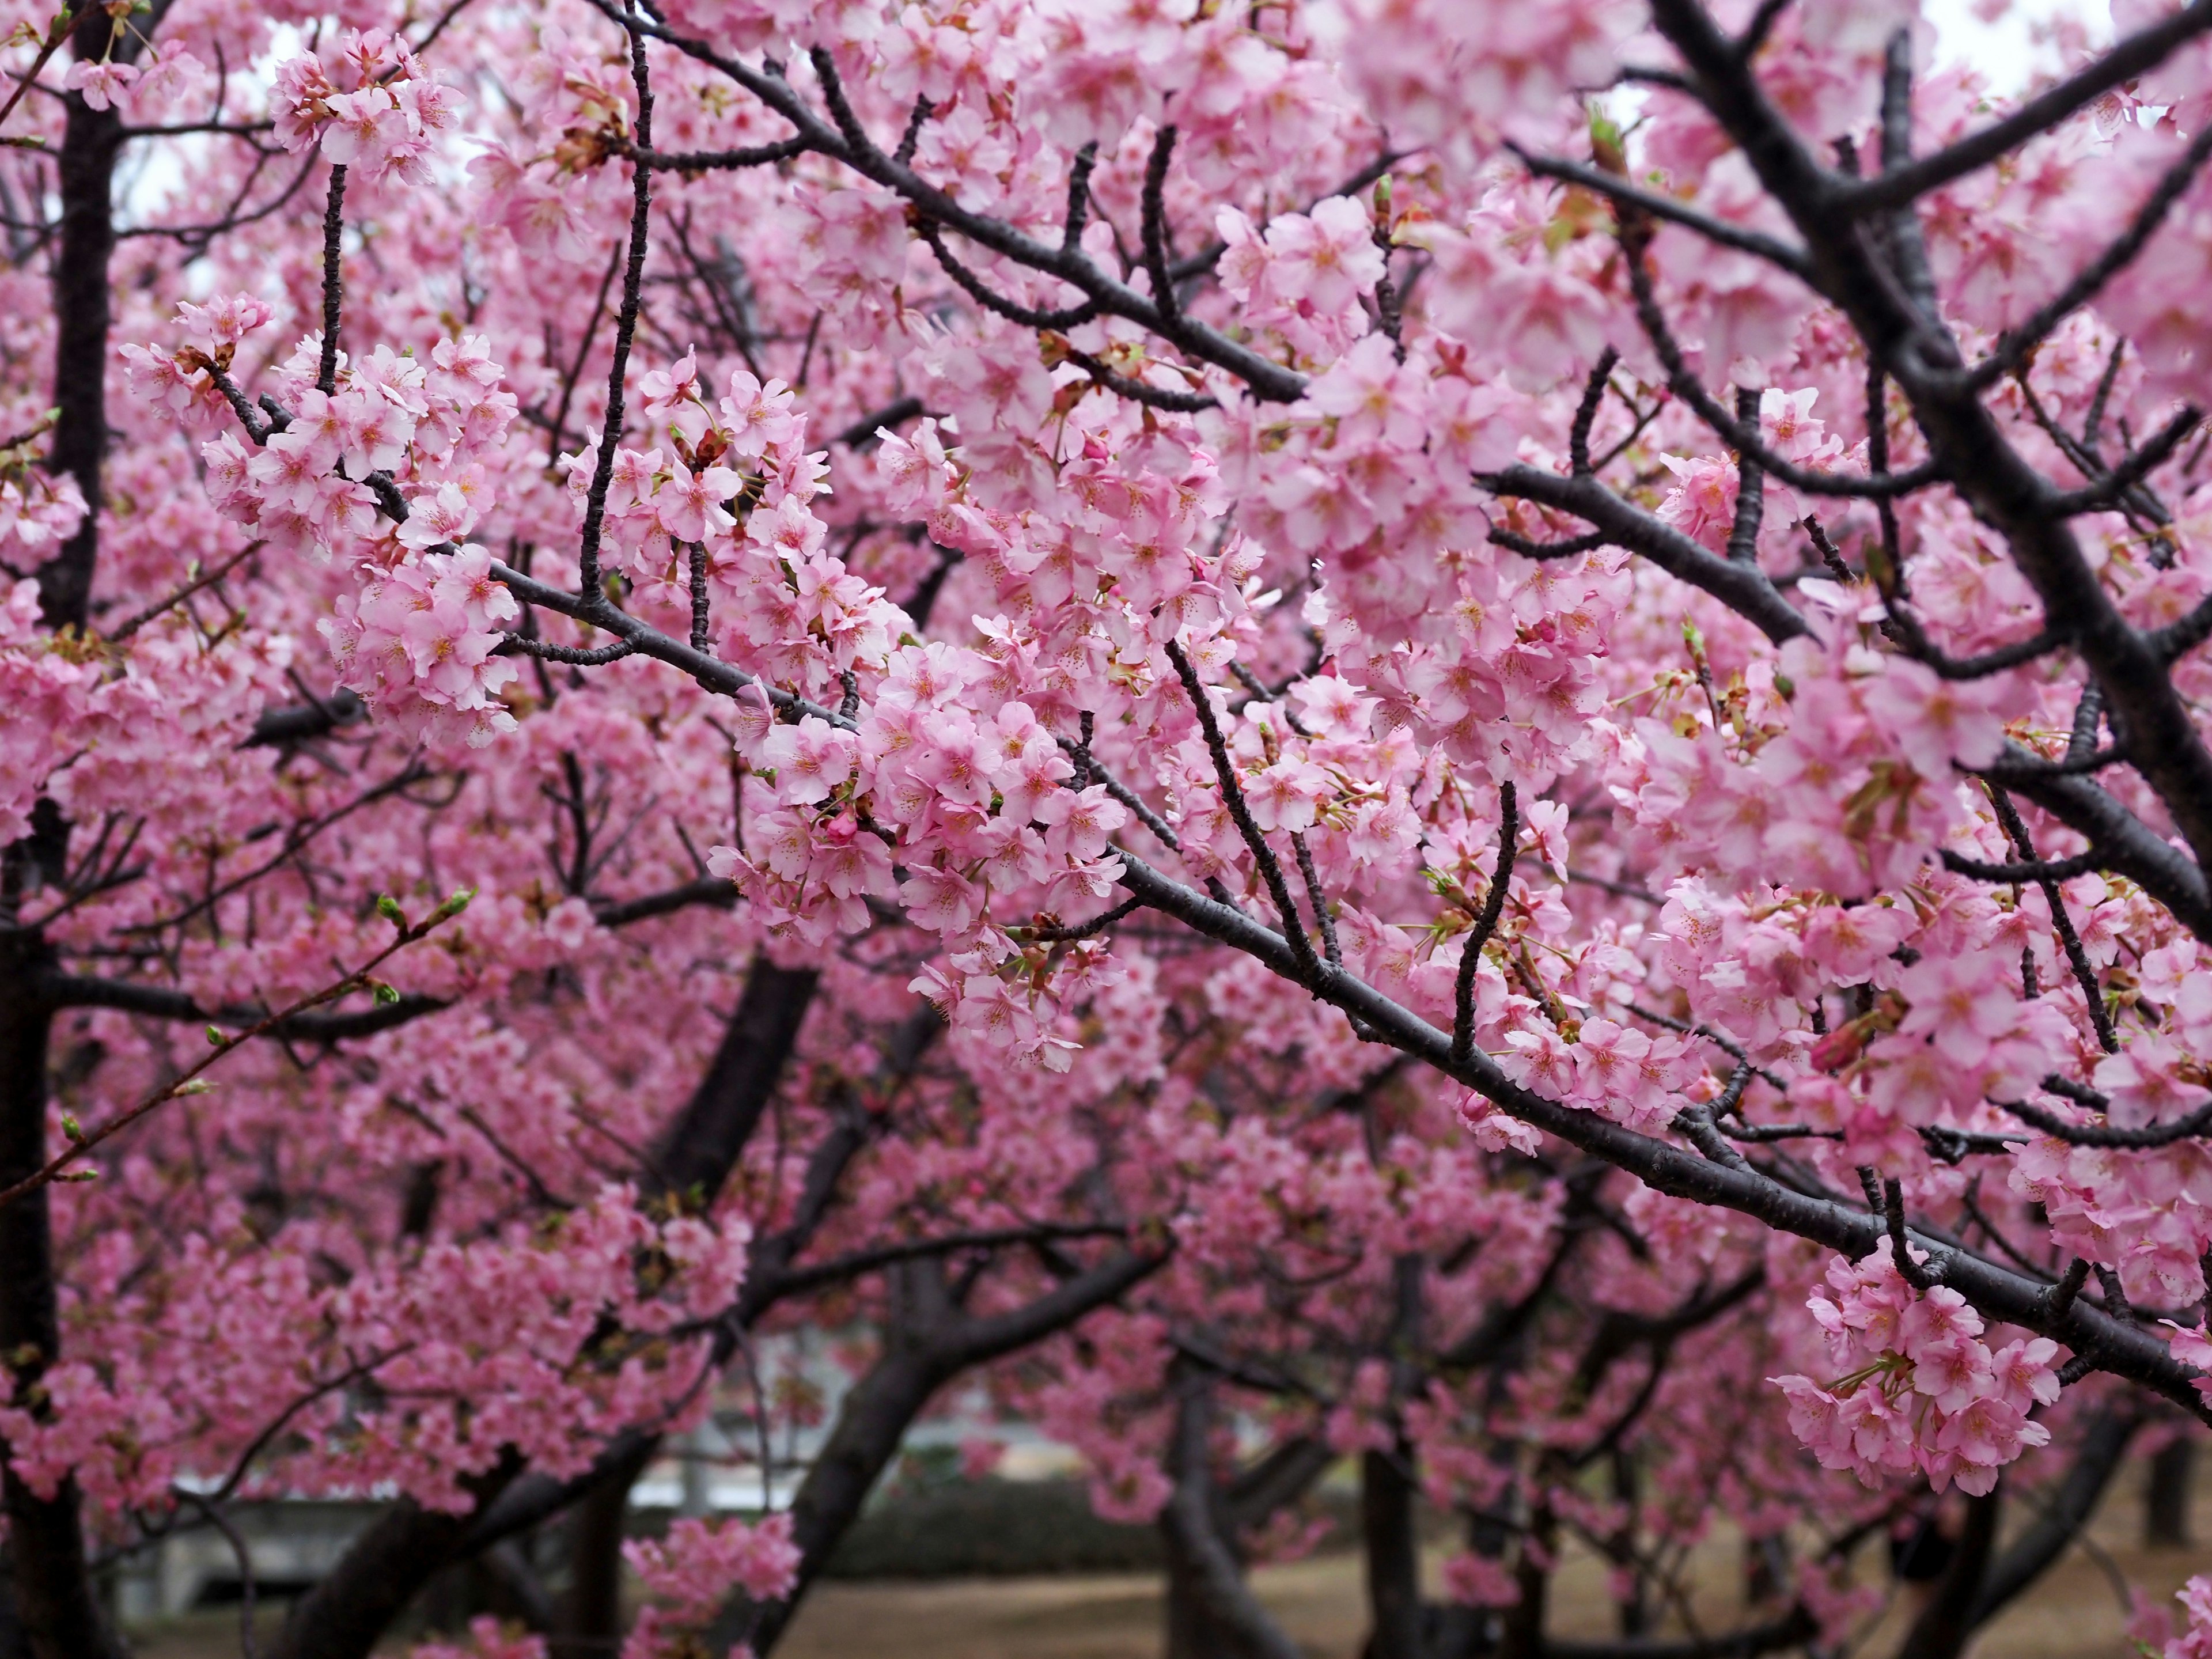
129;1461;2212;1658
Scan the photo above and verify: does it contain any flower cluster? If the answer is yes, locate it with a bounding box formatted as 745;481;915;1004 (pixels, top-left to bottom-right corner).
271;29;460;184
1772;1244;2060;1496
323;543;521;749
0;1187;749;1514
620;1513;800;1659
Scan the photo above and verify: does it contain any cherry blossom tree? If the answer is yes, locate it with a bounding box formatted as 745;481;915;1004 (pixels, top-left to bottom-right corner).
16;0;2212;1656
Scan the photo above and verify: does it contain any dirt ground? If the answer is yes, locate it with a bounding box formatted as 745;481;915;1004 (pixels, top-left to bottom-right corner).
130;1462;2212;1659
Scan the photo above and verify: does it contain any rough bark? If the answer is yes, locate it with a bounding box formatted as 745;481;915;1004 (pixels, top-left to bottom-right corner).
1497;1501;1556;1659
0;1568;31;1659
1365;1253;1427;1659
1362;1447;1424;1659
645;961;820;1202
0;951;128;1659
270;1458;521;1659
39;11;127;635
0;10;139;1652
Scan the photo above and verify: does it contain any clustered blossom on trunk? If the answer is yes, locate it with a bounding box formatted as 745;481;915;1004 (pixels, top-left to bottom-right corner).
10;0;2212;1656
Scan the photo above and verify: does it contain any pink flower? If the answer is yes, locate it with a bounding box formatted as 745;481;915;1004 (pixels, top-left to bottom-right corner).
400;481;480;550
1863;660;2008;778
1936;1392;2049;1469
655;458;743;543
1895;953;2020;1069
1036;784;1127;863
1244;758;1328;834
904;866;983;934
1267;196;1385;315
759;717;857;804
66;59;139;112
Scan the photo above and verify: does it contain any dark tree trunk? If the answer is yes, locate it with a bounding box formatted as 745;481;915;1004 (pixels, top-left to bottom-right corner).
1967;1409;2138;1628
1611;1448;1647;1638
1497;1502;1554;1659
2148;1436;2195;1548
645;962;820;1202
270;1458;521;1659
0;947;127;1659
721;1266;957;1657
1362;1446;1424;1659
0;1567;32;1659
551;1474;630;1659
725;1248;1161;1656
1;13;133;1649
1364;1252;1426;1659
1158;1369;1305;1659
1896;1490;2000;1659
40;14;126;635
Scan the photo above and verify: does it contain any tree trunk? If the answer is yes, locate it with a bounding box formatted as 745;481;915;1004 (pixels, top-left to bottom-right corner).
551;1473;631;1659
719;1300;952;1654
0;946;127;1659
1896;1490;2000;1659
270;1457;522;1659
1967;1409;2138;1628
1362;1446;1423;1659
1364;1252;1426;1659
1158;1369;1304;1659
1497;1501;1555;1659
41;12;126;634
0;1567;32;1659
724;1248;1162;1656
2148;1437;2195;1548
0;13;141;1652
1611;1447;1647;1638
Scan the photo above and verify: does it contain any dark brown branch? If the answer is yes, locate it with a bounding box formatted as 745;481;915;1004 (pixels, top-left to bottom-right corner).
1940;847;2105;884
44;975;448;1043
316;164;345;393
589;876;736;927
1649;0;2212;931
831;393;925;450
1726;385;1766;565
1100;842;2212;1422
1987;786;2118;1052
1453;783;1517;1066
916;218;1100;330
2001;1094;2212;1149
1480;465;1810;646
1570;347;1620;476
605;132;807;172
573;19;657;594
2048;406;2202;516
1513;146;1812;275
1620;222;1942;499
243;688;366;747
1165;638;1319;979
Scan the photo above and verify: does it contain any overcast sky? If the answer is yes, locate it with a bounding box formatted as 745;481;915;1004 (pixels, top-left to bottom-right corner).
1926;0;2113;89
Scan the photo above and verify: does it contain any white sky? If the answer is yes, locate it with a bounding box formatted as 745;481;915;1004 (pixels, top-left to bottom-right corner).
1925;0;2113;90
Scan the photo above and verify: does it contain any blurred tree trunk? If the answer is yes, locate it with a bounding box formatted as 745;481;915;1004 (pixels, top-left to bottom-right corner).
552;1476;631;1659
2148;1438;2195;1548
